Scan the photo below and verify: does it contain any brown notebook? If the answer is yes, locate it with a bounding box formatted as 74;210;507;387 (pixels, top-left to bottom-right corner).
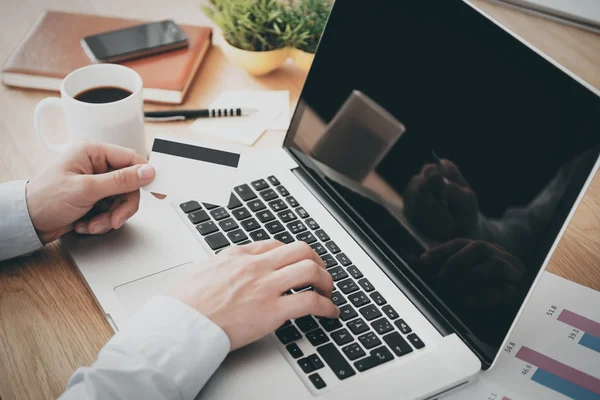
1;10;213;104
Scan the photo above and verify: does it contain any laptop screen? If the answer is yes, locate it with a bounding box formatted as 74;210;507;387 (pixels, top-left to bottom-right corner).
284;0;600;365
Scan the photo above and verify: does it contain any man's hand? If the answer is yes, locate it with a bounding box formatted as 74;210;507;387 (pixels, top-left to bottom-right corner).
420;238;525;308
169;240;340;351
403;159;478;241
26;143;155;244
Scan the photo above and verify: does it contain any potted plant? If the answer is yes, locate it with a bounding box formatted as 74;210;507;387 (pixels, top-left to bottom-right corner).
284;0;332;72
202;0;289;76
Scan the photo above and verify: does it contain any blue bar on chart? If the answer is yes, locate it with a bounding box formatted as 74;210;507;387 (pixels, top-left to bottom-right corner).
531;369;600;400
579;333;600;353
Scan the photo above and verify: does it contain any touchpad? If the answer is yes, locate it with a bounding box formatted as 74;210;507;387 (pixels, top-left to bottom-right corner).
114;262;195;317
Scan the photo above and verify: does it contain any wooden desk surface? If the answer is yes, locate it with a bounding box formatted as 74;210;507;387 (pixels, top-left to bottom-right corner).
1;1;599;399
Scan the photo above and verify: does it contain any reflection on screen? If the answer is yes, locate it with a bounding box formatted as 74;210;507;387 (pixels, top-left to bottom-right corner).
285;0;600;364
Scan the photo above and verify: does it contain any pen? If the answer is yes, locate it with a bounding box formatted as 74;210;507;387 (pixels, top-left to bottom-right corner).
144;108;258;121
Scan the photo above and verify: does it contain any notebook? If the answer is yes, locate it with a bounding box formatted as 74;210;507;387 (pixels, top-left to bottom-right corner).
1;11;213;104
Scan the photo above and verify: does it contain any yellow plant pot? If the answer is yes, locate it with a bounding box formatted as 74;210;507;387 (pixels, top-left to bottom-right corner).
220;35;288;76
290;48;315;73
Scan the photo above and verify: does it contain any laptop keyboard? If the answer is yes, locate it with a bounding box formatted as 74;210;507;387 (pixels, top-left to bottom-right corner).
180;175;426;391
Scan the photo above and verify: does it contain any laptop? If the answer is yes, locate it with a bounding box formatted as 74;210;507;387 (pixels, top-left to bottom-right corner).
62;0;600;399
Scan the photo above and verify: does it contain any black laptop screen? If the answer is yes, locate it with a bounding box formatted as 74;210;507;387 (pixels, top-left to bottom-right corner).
284;0;600;365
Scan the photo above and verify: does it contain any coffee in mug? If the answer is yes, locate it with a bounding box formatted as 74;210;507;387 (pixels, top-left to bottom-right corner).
74;86;133;104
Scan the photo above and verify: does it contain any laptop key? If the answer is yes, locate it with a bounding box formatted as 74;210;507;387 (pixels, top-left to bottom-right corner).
328;267;348;282
265;221;285;234
210;208;230;221
180;201;201;213
234;184;257;201
232;207;251;220
358;278;374;292
203;203;218;210
383;332;413;357
286;343;303;359
308;373;326;390
360;304;382;321
306;329;329;346
346;265;363;279
228;229;248;244
315;229;330;242
320;318;342;332
241;218;260;231
260;189;278;201
274;231;295;244
295;207;309;218
251;179;269;191
382;305;399;320
339;305;358;321
287;221;306;234
331;291;347;306
298;357;316;373
325;241;341;254
305;218;319;230
267;175;280;186
250;229;270;241
358;332;382;349
308;354;325;370
256;210;275;223
286;196;299;207
395;319;412;334
310;242;327;255
276;325;302;344
205;232;230;250
349;291;370;307
338;279;359;294
343;343;366;361
278;210;297;223
321;254;337;268
219;218;239;232
407;333;425;349
331;328;354;346
354;346;394;372
295;316;319;333
296;232;317;244
276;186;289;196
188;210;210;224
370;291;387;306
197;221;218;236
317;343;356;380
227;194;242;209
248;199;266;212
371;317;394;335
336;253;351;266
269;199;288;212
347;318;369;335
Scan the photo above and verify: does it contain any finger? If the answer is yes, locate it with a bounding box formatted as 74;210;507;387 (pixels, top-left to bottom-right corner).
439;159;468;186
75;196;123;234
109;190;140;229
85;163;155;200
278;290;340;319
239;239;284;255
257;241;326;271
84;143;148;173
152;193;167;199
438;240;494;278
84;211;114;235
420;238;471;264
266;259;334;297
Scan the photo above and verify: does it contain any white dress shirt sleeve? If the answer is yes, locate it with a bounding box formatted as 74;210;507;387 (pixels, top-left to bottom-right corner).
0;181;44;261
59;295;231;400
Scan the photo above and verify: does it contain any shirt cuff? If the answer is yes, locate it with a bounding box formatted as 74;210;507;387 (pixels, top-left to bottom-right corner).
102;295;231;399
0;180;43;261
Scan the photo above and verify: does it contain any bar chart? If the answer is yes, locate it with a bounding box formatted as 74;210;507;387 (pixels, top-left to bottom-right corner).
558;309;600;353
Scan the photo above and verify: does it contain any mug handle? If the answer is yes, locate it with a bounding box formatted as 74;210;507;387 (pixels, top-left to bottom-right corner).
34;97;70;152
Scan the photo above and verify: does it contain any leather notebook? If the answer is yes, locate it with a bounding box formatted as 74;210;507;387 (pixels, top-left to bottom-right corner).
1;10;213;104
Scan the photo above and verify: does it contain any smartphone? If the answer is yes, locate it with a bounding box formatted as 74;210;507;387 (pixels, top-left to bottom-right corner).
81;20;188;63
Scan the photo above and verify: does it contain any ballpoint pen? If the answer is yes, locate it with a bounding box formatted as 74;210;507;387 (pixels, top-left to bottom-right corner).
144;108;258;121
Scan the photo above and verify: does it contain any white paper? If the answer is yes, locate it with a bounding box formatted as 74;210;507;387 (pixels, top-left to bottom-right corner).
189;90;290;146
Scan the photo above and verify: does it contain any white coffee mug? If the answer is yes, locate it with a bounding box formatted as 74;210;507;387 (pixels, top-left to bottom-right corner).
34;64;147;157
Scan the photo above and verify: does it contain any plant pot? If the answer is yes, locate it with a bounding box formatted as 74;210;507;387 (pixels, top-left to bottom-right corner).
220;35;288;76
289;48;315;73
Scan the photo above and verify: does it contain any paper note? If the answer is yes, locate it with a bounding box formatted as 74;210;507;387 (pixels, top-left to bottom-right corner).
189;90;290;146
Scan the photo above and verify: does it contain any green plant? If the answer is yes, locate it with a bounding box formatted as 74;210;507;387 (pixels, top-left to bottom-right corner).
202;0;288;51
284;0;332;53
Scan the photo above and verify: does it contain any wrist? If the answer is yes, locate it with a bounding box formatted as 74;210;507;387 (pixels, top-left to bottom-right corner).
25;180;50;244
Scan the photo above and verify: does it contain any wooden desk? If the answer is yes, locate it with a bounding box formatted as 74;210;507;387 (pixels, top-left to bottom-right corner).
1;1;599;399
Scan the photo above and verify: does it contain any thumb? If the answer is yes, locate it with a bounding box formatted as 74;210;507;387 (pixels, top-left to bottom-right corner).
88;164;155;199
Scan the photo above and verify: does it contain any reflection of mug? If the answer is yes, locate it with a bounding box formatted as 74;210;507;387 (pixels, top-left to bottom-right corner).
312;90;405;182
34;64;147;157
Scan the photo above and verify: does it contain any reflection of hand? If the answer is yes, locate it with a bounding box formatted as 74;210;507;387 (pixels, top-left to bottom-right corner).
169;240;339;351
403;159;478;241
420;238;525;308
26;144;155;243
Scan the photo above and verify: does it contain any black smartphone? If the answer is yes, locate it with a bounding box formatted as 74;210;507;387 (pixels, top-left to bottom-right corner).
81;20;188;63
